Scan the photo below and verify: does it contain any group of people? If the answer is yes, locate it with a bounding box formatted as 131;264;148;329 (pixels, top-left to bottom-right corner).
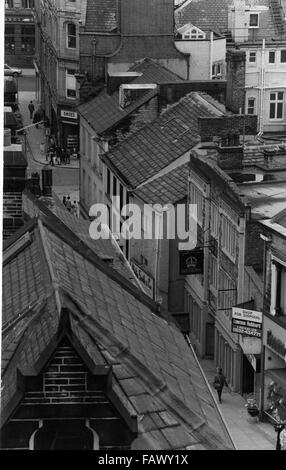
47;146;71;166
63;196;79;217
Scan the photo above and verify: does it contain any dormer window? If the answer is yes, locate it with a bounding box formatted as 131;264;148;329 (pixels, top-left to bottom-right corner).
249;13;259;28
178;24;206;40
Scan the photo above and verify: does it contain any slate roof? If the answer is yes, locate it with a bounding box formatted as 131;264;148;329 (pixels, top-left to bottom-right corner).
78;59;183;135
1;215;235;449
134;162;189;205
103;92;223;189
111;36;186;62
175;0;286;39
22;190;137;284
175;0;230;34
84;0;118;32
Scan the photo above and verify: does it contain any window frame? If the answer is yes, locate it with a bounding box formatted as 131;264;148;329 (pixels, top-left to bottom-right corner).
269;91;284;120
66;22;77;49
249;13;259;28
281;50;286;63
269;51;276;64
248;51;257;64
247;97;256;115
66;68;77;99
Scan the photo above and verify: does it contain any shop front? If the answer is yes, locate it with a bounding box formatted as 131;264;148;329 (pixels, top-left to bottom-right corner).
59;108;79;152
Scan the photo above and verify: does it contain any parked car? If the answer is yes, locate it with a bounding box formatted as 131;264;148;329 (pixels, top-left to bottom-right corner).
4;64;22;77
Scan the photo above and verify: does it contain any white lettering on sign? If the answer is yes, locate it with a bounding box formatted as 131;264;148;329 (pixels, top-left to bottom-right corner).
232;307;262;324
130;260;154;300
60;110;78;120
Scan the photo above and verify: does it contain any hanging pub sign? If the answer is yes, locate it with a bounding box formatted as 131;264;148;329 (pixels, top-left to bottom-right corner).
179;249;204;275
231;307;262;338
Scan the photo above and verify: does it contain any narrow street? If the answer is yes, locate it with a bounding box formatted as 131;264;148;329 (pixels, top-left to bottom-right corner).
17;71;80;203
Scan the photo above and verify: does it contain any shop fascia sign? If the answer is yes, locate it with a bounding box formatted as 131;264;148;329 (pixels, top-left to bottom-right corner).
231;307;262;338
130;259;154;300
60;110;78;120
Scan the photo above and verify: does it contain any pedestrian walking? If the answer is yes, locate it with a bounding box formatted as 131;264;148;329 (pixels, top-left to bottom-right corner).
213;368;228;404
28;101;35;120
66;197;72;212
40;141;45;154
62;196;67;207
33;109;41;128
66;148;71;164
49;151;55;166
61;148;66;165
73;201;79;217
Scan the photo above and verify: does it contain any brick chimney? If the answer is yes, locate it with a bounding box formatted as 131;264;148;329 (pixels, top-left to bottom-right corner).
3;139;27;239
226;49;246;114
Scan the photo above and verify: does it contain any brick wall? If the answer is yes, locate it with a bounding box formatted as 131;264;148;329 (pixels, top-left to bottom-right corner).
226;50;246;114
198;115;257;142
3;192;24;239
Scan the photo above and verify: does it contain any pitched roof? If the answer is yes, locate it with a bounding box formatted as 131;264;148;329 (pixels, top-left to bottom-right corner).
175;0;230;34
78;88;157;135
78;59;183;135
175;0;286;39
1;216;234;449
134;162;189;205
110;36;187;62
84;0;118;32
22;190;138;284
103;92;223;188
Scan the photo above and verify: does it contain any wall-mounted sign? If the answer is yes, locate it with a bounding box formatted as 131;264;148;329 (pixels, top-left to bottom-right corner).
179;249;204;275
60;110;78;120
231;307;262;338
130;259;154;300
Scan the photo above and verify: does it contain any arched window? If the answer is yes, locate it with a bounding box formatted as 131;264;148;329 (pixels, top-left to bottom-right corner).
67;22;76;49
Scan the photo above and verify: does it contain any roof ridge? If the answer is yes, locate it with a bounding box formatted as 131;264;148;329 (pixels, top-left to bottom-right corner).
37;219;62;316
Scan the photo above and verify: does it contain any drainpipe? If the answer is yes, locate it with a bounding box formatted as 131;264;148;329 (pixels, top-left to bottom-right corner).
209;31;214;80
258;39;265;137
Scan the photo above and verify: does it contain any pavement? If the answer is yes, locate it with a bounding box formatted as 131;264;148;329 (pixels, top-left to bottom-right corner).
199;358;278;450
17;82;79;203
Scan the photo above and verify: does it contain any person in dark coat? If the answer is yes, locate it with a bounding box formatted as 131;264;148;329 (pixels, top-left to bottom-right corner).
28;101;35;120
214;368;228;404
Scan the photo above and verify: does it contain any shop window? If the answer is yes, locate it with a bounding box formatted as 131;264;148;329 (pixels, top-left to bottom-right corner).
270;260;286;316
67;23;76;49
269;92;284;119
21;25;35;53
66;69;77;99
5;25;15;54
247;97;256;115
281;50;286;63
269;51;275;64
